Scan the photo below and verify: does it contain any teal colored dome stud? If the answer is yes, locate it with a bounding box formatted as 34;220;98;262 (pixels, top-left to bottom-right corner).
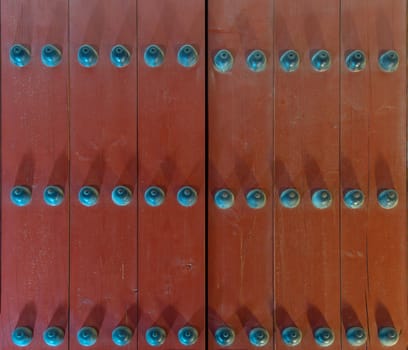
144;45;164;68
12;327;33;347
10;44;31;67
280;188;301;209
378;327;399;347
111;186;132;206
311;50;331;72
177;186;198;207
177;45;198;68
246;50;267;72
178;326;199;346
213;49;234;73
379;50;399;72
43;186;64;206
214;189;234;209
314;328;335;347
215;327;235;347
10;186;32;206
41;44;62;67
78;186;99;207
248;327;270;347
346;50;366;72
144;186;165;207
77;44;98;68
312;189;332;209
112;326;133;346
77;327;98;347
43;326;65;347
246;189;267;209
281;327;302;347
346;327;367;347
280;50;300;72
145;326;166;347
378;189;398;209
110;45;131;68
343;189;364;209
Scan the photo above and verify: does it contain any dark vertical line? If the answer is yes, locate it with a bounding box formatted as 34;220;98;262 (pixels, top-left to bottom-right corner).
272;0;276;349
338;1;342;349
67;0;71;347
0;0;3;312
135;0;139;346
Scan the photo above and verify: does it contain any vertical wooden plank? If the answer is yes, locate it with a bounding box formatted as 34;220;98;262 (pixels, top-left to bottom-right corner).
1;0;69;348
207;0;274;349
69;1;138;349
137;0;205;349
273;1;340;350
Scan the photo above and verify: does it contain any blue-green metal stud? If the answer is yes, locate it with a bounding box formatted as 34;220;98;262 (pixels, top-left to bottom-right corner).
249;327;270;347
343;189;364;209
346;327;367;347
177;186;198;207
43;326;65;347
177;45;198;68
145;326;166;347
215;326;235;347
281;327;302;347
346;50;366;72
110;45;131;68
77;44;98;68
280;189;301;209
43;186;64;206
111;186;132;206
312;189;332;209
10;186;32;206
378;189;398;209
178;326;199;346
12;327;33;347
112;326;133;346
77;327;98;347
213;49;234;73
280;50;300;72
10;44;31;67
214;189;234;209
246;50;267;72
144;186;165;207
378;327;399;347
311;50;331;72
144;45;164;68
41;44;62;67
246;189;267;209
379;50;399;72
314;328;335;347
78;186;99;207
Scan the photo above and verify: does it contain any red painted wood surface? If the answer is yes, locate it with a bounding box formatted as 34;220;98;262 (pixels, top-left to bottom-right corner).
69;1;138;349
0;1;69;349
137;0;205;349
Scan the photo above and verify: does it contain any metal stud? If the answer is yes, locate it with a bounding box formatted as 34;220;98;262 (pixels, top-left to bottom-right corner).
144;45;164;68
378;50;399;72
112;186;132;206
43;186;64;206
281;327;302;347
144;186;165;207
314;328;335;347
378;327;399;347
311;50;331;72
110;45;131;68
12;327;33;347
41;44;62;67
10;44;31;67
112;326;133;346
378;189;398;209
248;327;270;347
213;49;234;73
346;327;367;347
279;50;300;72
214;189;235;209
177;186;198;207
78;186;99;207
246;50;267;72
177;45;198;68
343;189;364;209
280;189;301;209
312;189;332;209
246;189;267;209
214;326;235;347
77;44;98;68
43;326;65;347
178;326;199;346
10;186;32;207
346;50;366;72
145;326;166;347
77;327;98;347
